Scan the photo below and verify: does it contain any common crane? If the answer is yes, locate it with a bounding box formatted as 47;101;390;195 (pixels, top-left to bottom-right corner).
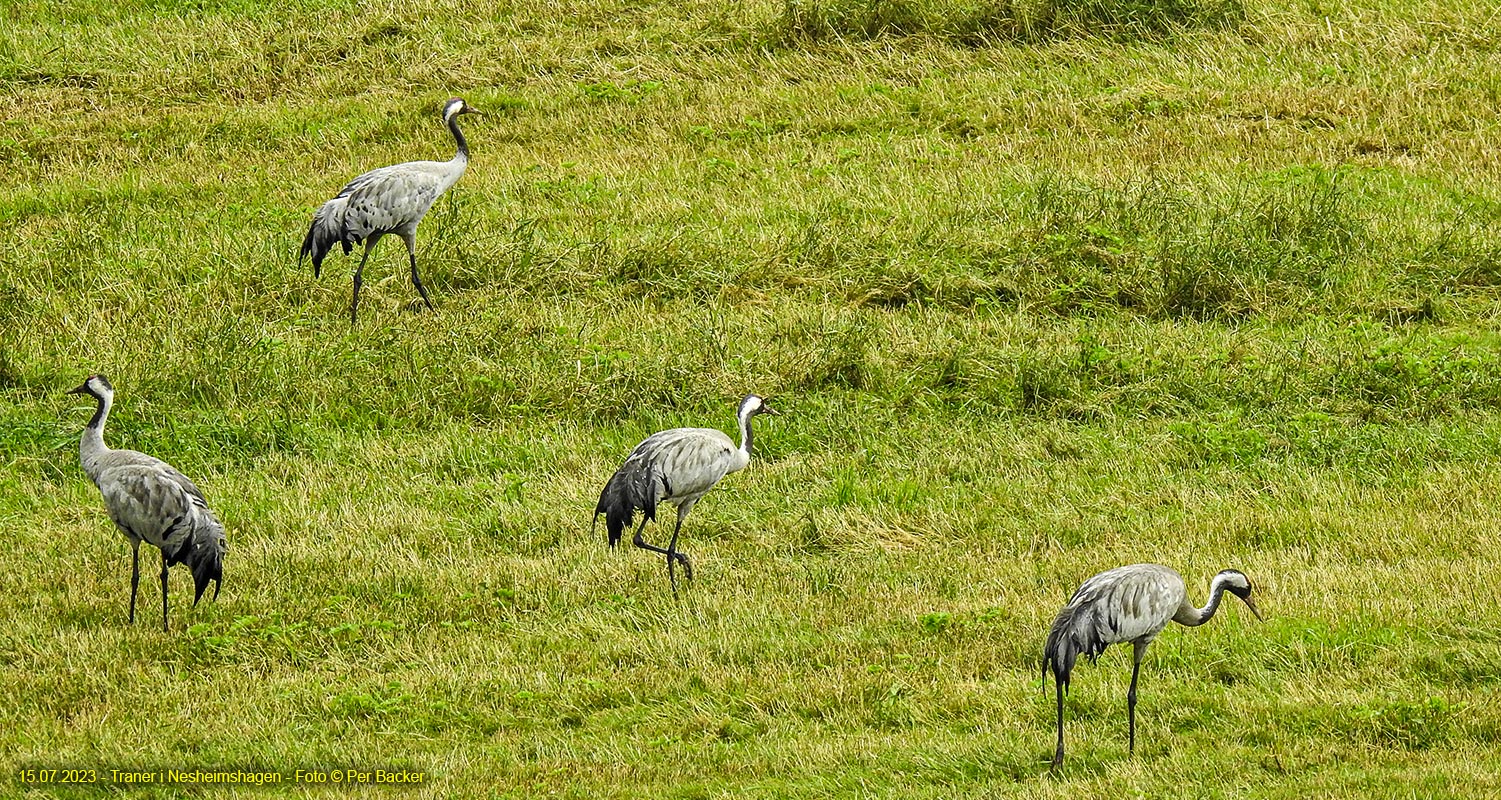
68;375;227;632
594;395;779;592
299;96;482;323
1043;564;1261;766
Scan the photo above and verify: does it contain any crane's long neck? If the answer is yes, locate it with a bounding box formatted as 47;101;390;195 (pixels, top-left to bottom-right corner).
737;407;755;460
1178;574;1233;627
447;113;470;163
80;392;113;475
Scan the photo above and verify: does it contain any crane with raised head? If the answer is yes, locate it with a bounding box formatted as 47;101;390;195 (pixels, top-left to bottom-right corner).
594;395;779;592
300;96;482;323
68;374;227;632
1043;564;1262;767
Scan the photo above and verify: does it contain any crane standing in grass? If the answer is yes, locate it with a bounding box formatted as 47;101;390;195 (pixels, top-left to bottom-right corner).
68;375;227;632
594;395;779;592
1043;564;1262;767
300;97;483;323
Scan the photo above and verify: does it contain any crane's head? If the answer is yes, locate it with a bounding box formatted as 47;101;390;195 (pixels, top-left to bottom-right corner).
1216;569;1262;621
66;373;115;401
739;394;780;418
443;97;483;122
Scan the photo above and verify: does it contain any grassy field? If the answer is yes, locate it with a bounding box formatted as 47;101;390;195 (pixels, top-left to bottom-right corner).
4;0;1501;796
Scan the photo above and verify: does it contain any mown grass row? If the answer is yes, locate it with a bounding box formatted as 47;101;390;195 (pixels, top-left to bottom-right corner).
5;167;1501;464
773;0;1244;46
7;164;1498;320
8;310;1501;463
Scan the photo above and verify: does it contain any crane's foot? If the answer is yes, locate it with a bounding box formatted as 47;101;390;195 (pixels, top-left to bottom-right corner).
666;553;693;598
674;552;693;582
407;253;435;312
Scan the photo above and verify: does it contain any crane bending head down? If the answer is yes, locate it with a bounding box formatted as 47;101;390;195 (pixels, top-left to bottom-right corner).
1043;564;1261;767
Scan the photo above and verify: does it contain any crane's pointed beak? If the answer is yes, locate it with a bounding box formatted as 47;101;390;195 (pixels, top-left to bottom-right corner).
65;383;88;395
1243;596;1263;621
762;403;782;416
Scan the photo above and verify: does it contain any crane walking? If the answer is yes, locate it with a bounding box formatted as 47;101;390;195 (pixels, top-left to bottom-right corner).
68;375;227;631
299;96;482;323
594;395;779;592
1043;564;1261;766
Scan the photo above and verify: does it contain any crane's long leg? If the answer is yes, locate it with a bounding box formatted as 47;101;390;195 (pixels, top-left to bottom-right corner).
128;540;141;625
401;233;435;312
630;522;691;594
1052;676;1066;767
1128;642;1146;756
666;505;695;588
351;233;383;324
665;521;681;596
159;551;170;633
631;518;673;560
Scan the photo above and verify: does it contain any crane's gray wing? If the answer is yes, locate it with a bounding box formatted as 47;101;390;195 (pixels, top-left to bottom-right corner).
336;164;445;240
594;428;736;546
642;428;738;500
1044;583;1113;688
95;449;209;506
300;162;442;269
97;464;195;547
95;460;226;598
1107;566;1187;641
1043;565;1185;688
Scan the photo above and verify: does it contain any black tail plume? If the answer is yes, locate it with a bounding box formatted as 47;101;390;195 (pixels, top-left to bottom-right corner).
594;460;659;548
178;506;227;608
1042;602;1110;696
299;199;355;278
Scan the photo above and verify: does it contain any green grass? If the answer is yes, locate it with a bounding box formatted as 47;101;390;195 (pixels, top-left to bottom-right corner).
4;0;1501;796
